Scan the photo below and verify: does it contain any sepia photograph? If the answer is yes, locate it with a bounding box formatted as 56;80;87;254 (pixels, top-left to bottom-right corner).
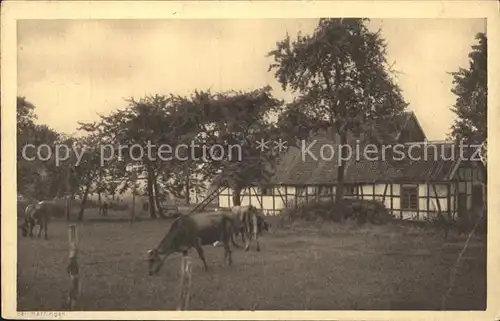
2;1;499;320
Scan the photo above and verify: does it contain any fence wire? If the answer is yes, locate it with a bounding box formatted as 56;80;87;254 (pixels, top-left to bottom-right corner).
440;208;485;310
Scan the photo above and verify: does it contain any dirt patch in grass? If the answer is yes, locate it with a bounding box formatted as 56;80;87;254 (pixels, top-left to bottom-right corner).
17;214;486;311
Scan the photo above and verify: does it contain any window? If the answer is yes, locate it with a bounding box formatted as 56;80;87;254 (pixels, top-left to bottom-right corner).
401;185;418;210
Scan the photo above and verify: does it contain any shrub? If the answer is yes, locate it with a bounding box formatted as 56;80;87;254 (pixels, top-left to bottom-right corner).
427;206;487;238
285;198;393;225
108;202;129;211
456;206;486;235
340;199;394;225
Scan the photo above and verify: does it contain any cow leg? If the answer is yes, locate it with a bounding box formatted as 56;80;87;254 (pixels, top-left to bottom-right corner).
221;223;233;265
244;230;251;251
241;229;246;244
243;214;252;251
223;241;232;266
194;238;209;271
252;214;260;252
37;224;42;238
44;222;48;240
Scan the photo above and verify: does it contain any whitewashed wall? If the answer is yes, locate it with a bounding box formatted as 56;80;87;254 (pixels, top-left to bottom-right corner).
218;182;458;220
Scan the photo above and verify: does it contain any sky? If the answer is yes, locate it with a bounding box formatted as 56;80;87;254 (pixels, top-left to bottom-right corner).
17;18;486;140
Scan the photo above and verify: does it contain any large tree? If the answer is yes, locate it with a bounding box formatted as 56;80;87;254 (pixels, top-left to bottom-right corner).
17;96;62;200
71;133;103;221
268;18;407;207
93;94;206;218
191;86;283;206
449;32;487;179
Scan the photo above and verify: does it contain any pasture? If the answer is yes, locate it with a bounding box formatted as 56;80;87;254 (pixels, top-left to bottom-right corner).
17;210;486;310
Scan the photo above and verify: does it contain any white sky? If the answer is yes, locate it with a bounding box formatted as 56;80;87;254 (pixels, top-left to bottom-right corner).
17;18;486;140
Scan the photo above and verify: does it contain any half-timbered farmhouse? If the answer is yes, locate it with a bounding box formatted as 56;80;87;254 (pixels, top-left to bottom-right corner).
217;111;486;221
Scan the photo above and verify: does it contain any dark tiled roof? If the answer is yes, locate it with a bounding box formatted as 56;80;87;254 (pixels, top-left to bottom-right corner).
216;111;481;187
343;142;463;183
269;139;476;185
269;111;415;185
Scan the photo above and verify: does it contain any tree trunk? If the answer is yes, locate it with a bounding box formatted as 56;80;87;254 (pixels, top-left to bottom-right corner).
131;183;136;223
66;166;72;221
153;172;166;218
232;186;242;206
185;170;190;205
77;179;92;221
335;133;347;221
98;191;102;215
146;165;157;219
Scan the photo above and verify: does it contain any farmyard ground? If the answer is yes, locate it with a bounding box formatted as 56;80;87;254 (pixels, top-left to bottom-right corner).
17;211;486;311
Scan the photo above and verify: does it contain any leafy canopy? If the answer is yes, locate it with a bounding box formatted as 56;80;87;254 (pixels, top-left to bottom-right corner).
268;18;407;144
449;32;487;164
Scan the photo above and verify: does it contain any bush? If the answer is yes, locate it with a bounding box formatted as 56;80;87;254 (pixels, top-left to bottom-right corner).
285;198;393;225
85;199;100;208
456;206;486;235
427;206;487;238
108;202;129;211
341;199;394;225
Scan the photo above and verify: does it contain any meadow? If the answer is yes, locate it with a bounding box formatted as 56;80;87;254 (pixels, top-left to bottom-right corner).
17;209;486;311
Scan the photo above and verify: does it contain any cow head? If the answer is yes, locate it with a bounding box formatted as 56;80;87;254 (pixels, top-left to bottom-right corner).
19;222;29;237
251;208;269;233
147;248;167;276
20;217;35;237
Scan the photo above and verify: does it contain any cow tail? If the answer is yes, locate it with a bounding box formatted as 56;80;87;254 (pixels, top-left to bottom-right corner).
242;210;250;236
230;232;240;248
252;211;258;237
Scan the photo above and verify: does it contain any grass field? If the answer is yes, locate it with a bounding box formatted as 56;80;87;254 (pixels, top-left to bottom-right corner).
17;210;486;311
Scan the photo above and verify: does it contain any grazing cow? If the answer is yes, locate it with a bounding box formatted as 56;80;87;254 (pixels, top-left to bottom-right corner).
229;205;269;252
21;201;52;240
19;203;35;237
147;212;240;276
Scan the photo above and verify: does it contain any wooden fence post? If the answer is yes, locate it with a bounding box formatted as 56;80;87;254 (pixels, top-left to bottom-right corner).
66;166;72;221
177;256;193;311
65;196;71;222
67;224;79;310
131;170;137;224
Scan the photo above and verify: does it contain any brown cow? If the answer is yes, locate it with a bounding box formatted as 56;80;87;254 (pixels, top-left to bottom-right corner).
21;201;52;240
229;205;269;252
147;212;240;276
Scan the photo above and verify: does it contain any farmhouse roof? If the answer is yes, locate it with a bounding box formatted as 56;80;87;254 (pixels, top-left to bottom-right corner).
211;111;482;188
343;142;470;184
268;111;480;185
270;141;474;185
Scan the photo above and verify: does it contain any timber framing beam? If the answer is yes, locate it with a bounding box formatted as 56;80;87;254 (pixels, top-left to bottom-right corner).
382;183;388;203
431;183;443;216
